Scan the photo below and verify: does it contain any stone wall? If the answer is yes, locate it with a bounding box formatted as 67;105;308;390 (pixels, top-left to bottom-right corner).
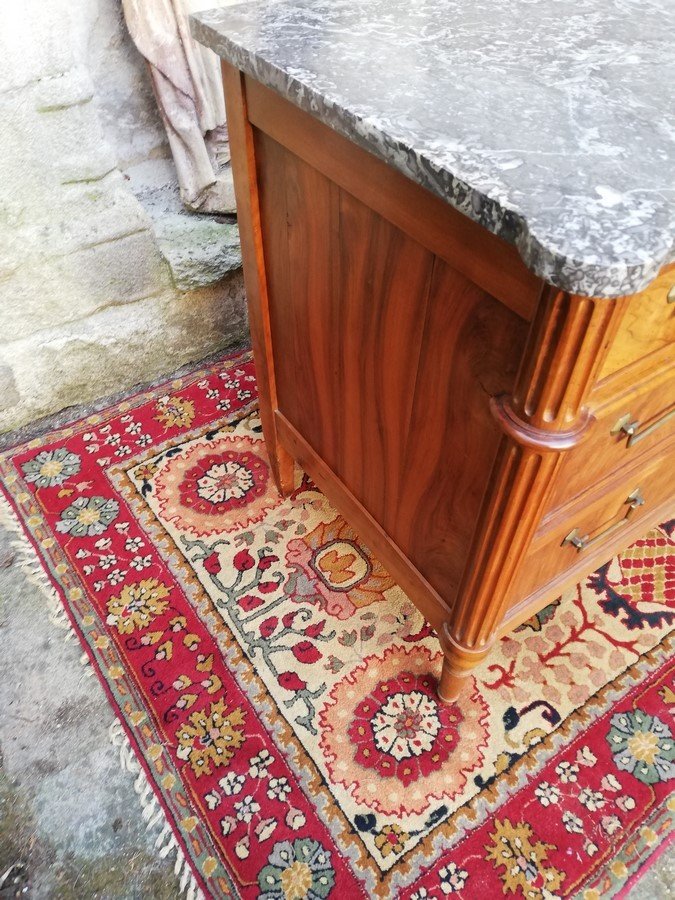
0;0;247;434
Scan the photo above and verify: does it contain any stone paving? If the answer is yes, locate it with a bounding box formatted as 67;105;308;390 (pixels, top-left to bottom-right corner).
0;522;179;898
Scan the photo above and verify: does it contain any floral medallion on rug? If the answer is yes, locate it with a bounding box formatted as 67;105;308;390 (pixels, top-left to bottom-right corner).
1;350;673;900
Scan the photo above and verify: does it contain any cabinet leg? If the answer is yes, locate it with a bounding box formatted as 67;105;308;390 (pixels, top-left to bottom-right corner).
271;443;295;497
438;657;468;704
437;624;492;704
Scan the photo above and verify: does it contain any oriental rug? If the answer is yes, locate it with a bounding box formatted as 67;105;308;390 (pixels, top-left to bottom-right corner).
1;349;673;900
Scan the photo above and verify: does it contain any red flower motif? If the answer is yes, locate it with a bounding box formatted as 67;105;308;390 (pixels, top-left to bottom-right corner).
278;671;307;691
176;449;268;517
304;620;326;638
282;610;300;628
233;549;255;571
258;554;279;571
203;552;221;575
347;672;463;787
258;580;279;594
260;616;278;638
238;594;263;612
291;641;322;664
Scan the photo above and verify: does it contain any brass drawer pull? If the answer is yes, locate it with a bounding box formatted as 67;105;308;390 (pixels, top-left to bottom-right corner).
562;488;645;553
612;408;675;448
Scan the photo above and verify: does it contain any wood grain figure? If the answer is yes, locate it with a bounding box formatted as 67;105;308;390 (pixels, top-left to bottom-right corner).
223;62;675;702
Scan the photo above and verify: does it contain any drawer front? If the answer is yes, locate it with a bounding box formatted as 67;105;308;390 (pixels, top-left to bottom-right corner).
507;447;675;609
545;367;675;512
597;263;675;383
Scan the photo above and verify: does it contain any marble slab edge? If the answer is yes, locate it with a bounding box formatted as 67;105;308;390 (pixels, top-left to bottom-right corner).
192;12;674;300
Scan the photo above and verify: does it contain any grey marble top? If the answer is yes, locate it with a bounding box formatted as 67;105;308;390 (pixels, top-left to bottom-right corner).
192;0;675;298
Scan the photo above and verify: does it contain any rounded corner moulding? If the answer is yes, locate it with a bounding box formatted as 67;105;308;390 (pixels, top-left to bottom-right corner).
490;395;595;452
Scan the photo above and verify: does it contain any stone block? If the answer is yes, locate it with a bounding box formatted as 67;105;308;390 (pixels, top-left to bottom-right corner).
0;230;174;340
0;1;79;94
34;65;94;112
127;159;242;290
0;73;116;206
0;272;248;433
0;172;152;274
0;366;19;412
156;217;242;291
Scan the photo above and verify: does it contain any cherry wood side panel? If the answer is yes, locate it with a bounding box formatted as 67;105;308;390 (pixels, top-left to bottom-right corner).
254;128;530;609
332;188;435;524
256;130;434;526
392;259;529;603
254;131;338;467
245;76;543;322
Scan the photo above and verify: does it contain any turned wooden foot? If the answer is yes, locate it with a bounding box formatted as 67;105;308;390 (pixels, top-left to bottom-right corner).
438;658;469;704
437;624;492;704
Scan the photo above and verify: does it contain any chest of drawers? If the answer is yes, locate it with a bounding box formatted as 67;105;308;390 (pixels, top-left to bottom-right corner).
193;4;675;702
212;72;674;701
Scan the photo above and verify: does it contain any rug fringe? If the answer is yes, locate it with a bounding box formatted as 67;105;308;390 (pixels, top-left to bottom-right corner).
109;721;205;900
0;493;75;635
0;496;205;899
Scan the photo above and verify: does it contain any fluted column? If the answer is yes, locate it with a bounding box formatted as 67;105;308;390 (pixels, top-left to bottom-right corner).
438;286;626;702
